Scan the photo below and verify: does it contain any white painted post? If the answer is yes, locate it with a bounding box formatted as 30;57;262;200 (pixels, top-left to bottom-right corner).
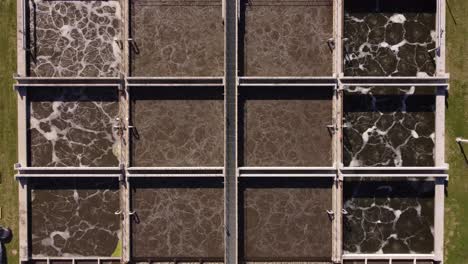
434;177;445;263
437;0;447;76
434;85;446;263
17;0;29;261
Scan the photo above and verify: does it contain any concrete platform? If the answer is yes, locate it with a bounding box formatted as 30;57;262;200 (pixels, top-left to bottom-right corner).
14;0;448;263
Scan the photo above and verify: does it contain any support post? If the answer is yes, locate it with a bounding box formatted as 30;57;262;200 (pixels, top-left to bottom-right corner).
17;1;29;259
336;0;344;76
121;0;130;260
17;0;27;76
18;179;29;262
436;0;447;76
16;89;28;264
121;85;130;263
224;0;238;263
434;177;445;263
334;0;344;259
435;87;446;168
122;179;131;263
17;0;29;260
434;85;446;263
123;0;130;77
334;82;344;264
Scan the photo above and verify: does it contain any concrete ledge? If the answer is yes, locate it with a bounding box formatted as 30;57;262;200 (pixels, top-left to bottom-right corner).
127;76;224;84
239;76;337;84
15;174;122;178
127;174;224;177
340;76;449;84
15;77;122;84
343;253;435;260
340;167;449;176
239;174;336;177
341;174;448;178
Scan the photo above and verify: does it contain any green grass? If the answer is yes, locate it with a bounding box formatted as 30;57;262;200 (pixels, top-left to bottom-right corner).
111;239;122;257
445;0;468;263
0;0;18;263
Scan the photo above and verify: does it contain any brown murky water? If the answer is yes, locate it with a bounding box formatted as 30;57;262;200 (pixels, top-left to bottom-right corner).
131;178;224;259
28;87;120;167
30;178;120;257
240;0;333;76
130;0;224;76
240;178;333;261
240;86;333;166
343;178;434;254
343;0;436;76
343;86;435;167
28;0;122;77
130;87;224;167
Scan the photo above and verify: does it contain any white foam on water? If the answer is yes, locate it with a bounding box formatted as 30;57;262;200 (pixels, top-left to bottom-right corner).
33;0;122;77
380;41;390;48
389;14;407;24
390;40;407;53
431;30;438;42
73;189;79;203
347;14;365;23
417;71;431;77
353;86;372;94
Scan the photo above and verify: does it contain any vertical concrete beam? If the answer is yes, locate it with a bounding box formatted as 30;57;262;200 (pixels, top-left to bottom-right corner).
120;0;130;262
121;83;131;264
336;180;344;264
17;86;28;263
17;0;27;77
434;85;446;263
121;179;131;263
436;0;447;76
331;85;337;261
17;0;29;261
334;85;344;264
334;1;344;262
331;0;340;248
331;170;341;263
125;85;131;167
16;88;27;173
120;85;130;264
332;0;337;75
122;0;130;77
435;86;446;168
18;179;29;263
434;177;445;263
336;0;344;76
224;0;238;263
